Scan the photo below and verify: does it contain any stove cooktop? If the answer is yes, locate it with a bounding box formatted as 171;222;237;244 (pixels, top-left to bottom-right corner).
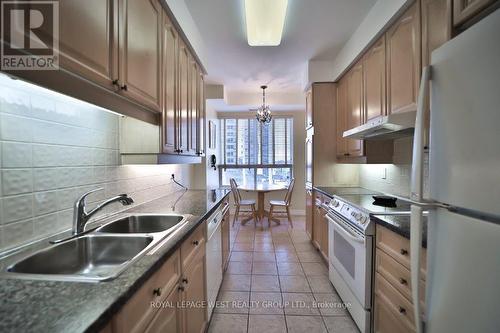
327;193;412;235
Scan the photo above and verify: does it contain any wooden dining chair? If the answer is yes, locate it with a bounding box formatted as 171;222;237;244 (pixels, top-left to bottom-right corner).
268;178;295;228
230;178;259;227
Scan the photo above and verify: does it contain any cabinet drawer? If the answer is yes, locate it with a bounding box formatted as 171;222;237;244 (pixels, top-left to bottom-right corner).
113;250;181;333
181;223;206;269
375;272;416;331
376;249;425;308
376;225;427;279
374;290;415;333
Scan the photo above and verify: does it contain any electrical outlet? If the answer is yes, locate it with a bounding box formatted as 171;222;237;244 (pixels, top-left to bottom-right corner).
381;167;387;180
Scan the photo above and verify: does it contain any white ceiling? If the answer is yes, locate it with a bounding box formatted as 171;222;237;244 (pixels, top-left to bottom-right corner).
184;0;376;109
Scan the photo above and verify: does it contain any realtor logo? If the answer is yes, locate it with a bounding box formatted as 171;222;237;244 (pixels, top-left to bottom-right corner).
1;0;59;70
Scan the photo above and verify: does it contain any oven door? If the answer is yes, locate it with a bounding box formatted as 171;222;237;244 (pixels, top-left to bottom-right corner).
326;213;372;308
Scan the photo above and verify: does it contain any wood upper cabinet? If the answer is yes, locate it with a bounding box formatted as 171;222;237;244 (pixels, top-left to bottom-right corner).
453;0;496;26
178;41;190;154
336;76;348;157
187;60;199;155
363;36;386;121
162;12;178;154
422;0;452;148
181;247;207;333
197;73;205;155
119;0;162;112
386;2;421;115
346;63;364;157
57;0;118;90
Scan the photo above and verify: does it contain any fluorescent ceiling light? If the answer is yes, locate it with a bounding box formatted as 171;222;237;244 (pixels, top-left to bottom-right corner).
245;0;288;46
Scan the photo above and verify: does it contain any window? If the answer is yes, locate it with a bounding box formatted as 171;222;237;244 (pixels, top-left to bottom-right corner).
220;117;293;186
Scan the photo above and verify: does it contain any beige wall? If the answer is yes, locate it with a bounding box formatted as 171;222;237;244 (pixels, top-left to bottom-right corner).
218;110;306;215
192;102;220;189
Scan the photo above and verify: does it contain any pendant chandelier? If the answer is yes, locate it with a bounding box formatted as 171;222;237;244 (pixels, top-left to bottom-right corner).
255;85;272;124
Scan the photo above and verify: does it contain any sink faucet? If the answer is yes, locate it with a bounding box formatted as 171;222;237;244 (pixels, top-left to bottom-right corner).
73;188;134;235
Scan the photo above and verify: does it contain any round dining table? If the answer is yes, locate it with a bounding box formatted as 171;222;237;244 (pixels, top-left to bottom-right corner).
238;183;288;225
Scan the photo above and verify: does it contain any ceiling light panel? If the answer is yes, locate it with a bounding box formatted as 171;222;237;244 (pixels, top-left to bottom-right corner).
245;0;288;46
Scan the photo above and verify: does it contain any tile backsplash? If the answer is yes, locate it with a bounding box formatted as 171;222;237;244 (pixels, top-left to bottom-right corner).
0;74;193;252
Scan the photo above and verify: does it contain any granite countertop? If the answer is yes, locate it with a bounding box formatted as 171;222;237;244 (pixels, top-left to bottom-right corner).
0;188;230;333
313;186;427;247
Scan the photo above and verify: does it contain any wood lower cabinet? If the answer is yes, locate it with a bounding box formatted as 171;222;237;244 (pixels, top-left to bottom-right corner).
312;192;328;259
374;225;427;333
119;0;162;112
111;222;207;333
145;286;181;333
346;62;364;157
56;0;118;90
181;246;207;333
221;209;230;271
305;188;313;239
386;2;421;115
363;36;386;121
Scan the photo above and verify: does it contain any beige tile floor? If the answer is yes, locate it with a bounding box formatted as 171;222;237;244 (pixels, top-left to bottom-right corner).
208;215;360;333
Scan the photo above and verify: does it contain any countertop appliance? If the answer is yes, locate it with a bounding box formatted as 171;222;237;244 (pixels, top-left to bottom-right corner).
205;201;228;320
325;193;412;332
409;9;500;333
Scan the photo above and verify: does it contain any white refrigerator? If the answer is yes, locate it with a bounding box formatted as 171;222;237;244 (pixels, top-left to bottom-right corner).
410;8;500;333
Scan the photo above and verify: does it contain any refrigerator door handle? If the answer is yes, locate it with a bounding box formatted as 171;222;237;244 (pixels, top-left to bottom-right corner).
410;66;431;333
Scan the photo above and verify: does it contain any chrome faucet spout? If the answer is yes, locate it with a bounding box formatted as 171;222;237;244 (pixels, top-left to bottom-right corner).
72;189;134;235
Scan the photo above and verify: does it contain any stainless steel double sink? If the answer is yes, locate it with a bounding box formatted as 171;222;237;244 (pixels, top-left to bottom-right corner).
2;214;188;282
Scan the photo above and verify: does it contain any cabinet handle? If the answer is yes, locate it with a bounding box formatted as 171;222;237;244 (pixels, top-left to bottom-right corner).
399;278;408;285
112;79;119;86
399;306;407;315
153;287;162;297
344;153;350;156
193;240;199;246
120;84;128;91
178;285;185;292
182;278;189;284
400;249;408;255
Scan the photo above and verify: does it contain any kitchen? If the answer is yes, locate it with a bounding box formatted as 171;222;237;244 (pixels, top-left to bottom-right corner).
0;0;499;333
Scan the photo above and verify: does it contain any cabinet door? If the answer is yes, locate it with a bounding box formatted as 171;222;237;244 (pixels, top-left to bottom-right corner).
320;207;329;259
57;0;118;90
197;73;205;155
386;3;421;115
119;0;162;112
306;89;313;129
145;287;182;333
336;76;348;157
187;60;199;155
221;211;230;271
312;200;322;249
178;41;190;154
182;248;207;333
346;63;364;157
453;0;496;26
305;189;313;239
363;36;386;122
422;0;451;148
162;13;179;154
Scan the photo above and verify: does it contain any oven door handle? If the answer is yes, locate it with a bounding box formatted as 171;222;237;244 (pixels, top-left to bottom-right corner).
326;214;365;244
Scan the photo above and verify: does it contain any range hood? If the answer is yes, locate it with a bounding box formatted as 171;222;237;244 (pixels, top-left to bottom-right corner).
343;110;416;140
